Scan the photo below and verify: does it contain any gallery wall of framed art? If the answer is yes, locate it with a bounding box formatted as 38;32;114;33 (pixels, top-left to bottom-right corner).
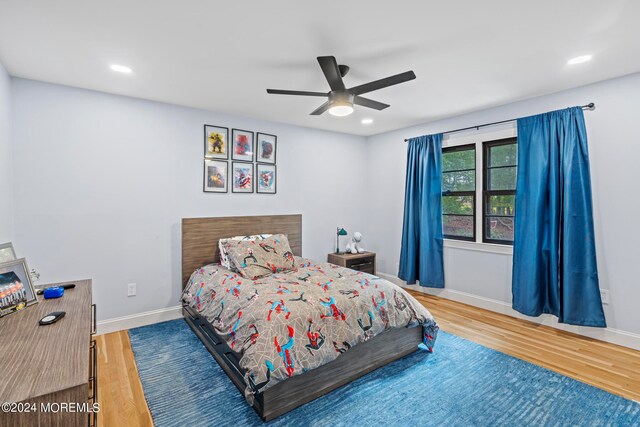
203;124;277;194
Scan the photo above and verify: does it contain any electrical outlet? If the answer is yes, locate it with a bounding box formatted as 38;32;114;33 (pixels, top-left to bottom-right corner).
600;289;609;305
127;283;137;297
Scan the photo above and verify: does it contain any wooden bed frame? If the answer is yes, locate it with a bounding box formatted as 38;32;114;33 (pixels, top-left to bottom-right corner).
181;214;422;421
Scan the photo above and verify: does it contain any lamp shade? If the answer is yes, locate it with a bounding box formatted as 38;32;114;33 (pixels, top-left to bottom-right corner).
336;227;348;254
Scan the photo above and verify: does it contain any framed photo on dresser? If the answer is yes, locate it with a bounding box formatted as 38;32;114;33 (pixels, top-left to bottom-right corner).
0;258;37;317
256;164;277;194
203;160;228;193
256;132;277;164
204;125;229;159
0;242;16;263
232;161;254;193
231;129;254;162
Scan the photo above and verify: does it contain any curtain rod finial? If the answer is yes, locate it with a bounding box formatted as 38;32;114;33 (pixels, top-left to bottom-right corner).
586;102;595;110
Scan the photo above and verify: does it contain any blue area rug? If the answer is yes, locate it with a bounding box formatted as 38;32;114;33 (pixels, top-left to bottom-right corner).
128;319;640;427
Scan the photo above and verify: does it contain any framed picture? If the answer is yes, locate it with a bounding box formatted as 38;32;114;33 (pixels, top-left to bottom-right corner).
232;161;254;193
256;132;277;164
203;160;228;193
256;164;277;194
204;125;229;159
0;258;38;317
0;242;16;263
231;129;254;162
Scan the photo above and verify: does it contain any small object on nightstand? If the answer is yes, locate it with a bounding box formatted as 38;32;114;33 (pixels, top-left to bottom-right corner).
336;227;348;254
344;231;365;254
328;251;376;275
39;311;66;325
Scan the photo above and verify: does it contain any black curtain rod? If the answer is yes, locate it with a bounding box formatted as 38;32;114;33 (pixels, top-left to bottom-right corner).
404;103;595;142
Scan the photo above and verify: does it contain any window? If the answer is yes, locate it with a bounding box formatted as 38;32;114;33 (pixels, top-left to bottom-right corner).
483;138;517;244
442;144;476;241
441;135;518;247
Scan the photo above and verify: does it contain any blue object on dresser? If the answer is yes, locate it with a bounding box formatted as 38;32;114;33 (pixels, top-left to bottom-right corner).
43;286;64;299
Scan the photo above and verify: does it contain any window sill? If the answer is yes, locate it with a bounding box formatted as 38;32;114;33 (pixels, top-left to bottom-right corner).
444;239;513;255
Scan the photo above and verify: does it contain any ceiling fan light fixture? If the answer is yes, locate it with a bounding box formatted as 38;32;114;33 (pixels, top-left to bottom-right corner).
328;91;354;117
328;104;354;117
266;56;416;116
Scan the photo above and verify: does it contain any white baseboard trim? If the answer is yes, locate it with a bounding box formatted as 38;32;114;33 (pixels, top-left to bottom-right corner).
96;305;183;335
378;272;640;351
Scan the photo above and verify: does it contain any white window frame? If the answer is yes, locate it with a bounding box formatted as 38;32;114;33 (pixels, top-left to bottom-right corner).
441;122;516;255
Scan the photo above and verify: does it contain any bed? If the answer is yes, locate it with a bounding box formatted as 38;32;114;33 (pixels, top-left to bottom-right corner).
181;214;438;421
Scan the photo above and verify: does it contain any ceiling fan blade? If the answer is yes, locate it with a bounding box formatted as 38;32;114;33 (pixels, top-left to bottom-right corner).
354;96;390;110
310;101;332;115
317;56;346;91
266;89;328;97
349;71;416;95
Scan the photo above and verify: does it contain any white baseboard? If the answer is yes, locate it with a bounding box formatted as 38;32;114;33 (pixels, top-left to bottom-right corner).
96;305;183;335
378;272;640;351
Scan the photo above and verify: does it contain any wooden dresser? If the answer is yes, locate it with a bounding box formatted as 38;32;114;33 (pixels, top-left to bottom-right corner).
0;279;97;427
327;251;376;275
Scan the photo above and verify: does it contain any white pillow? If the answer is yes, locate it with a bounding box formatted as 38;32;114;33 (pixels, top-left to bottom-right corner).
218;234;272;271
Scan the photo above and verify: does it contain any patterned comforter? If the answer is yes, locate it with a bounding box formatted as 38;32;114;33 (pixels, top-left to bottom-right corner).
182;257;438;401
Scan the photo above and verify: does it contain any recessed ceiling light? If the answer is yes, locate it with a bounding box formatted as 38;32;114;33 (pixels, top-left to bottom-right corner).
361;118;373;125
110;64;133;73
567;55;592;65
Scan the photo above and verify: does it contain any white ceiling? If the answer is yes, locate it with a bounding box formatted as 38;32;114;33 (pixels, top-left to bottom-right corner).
1;1;639;136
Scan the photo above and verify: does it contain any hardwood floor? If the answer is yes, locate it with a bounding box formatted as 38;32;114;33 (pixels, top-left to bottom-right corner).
407;290;640;402
96;294;640;426
96;331;153;427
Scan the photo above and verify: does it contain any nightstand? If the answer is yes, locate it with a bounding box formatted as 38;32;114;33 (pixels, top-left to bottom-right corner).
327;251;376;275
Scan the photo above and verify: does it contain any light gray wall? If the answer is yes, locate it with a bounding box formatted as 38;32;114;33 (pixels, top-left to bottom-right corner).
9;73;640;337
11;78;367;320
364;72;640;335
0;61;13;243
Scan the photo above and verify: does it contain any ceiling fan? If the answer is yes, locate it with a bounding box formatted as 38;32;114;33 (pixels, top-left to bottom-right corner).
266;56;416;117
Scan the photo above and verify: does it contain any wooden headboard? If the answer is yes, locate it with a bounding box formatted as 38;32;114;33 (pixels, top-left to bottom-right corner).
181;214;302;287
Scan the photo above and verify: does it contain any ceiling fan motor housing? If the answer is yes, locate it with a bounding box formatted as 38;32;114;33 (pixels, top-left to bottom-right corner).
330;91;354;107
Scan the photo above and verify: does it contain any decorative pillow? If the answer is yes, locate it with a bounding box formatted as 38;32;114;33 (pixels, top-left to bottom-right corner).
223;234;296;279
218;234;272;271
